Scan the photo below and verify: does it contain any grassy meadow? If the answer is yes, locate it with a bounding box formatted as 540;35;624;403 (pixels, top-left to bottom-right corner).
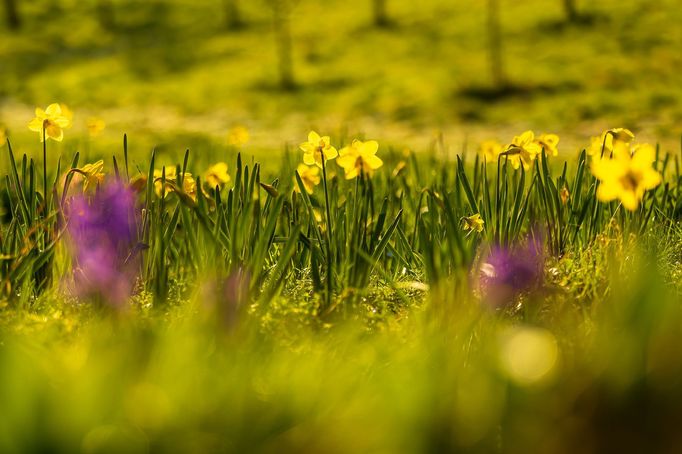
2;1;682;452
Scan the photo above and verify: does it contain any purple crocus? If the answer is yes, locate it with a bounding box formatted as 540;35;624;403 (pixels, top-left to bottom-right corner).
66;181;139;308
478;236;544;309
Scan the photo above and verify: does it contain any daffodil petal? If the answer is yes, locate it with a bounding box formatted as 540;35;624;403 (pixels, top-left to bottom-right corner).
365;154;383;170
45;103;62;117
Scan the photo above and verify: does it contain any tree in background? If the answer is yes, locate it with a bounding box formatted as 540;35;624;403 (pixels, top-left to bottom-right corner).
372;0;389;27
487;0;507;89
224;0;243;30
563;0;579;22
265;0;297;90
3;0;20;30
96;0;116;30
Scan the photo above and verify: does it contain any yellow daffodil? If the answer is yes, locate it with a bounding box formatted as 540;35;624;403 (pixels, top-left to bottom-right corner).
535;133;559;157
560;187;570;205
86;117;106;137
461;213;485;233
336;139;383;179
607;128;635;143
587;128;635;156
79;160;105;193
227;125;249;147
154;167;197;200
313;209;326;232
205;162;231;189
0;127;6;147
591;143;661;211
129;174;148;193
479;140;503;163
503;131;542;170
392;161;407;177
59;104;74;127
300;131;338;168
295;163;320;194
28;103;72;142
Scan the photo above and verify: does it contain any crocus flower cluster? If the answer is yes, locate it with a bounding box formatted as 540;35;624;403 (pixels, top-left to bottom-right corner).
478;236;544;309
67;181;139;308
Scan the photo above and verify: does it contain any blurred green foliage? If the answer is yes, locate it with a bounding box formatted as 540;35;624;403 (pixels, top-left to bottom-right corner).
2;0;682;154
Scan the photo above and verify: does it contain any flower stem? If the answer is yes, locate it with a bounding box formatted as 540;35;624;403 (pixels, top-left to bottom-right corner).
320;150;334;304
42;126;48;210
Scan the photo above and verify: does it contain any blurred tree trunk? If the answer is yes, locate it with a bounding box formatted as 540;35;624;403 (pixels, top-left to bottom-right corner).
272;1;295;90
563;0;578;22
4;0;20;30
224;0;242;30
487;0;506;89
373;0;389;27
96;0;116;30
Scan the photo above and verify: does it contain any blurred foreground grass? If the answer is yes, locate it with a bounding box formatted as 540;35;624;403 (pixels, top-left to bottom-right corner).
2;230;682;452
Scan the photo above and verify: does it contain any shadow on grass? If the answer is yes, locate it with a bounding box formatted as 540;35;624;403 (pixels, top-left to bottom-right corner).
251;76;355;94
537;12;609;33
458;80;582;103
455;81;583;122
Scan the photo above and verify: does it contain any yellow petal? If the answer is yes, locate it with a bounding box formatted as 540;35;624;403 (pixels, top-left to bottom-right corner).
516;130;535;146
640;169;661;190
596;181;620;202
307;131;321;144
591;158;626;182
339;145;353;157
303;153;316;166
364;154;383;170
324;146;338;160
54;117;71;128
336;154;356;169
609;128;635;143
620;191;639;211
541;134;559;146
46;125;63;141
526;142;542;156
45;103;62;117
359;140;379;155
631;144;655;169
508;155;521;170
28;118;44;132
344;167;359;180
